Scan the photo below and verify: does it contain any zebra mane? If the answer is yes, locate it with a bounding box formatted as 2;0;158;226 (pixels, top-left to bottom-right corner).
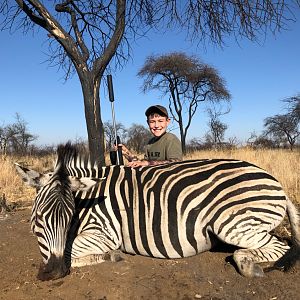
55;142;98;178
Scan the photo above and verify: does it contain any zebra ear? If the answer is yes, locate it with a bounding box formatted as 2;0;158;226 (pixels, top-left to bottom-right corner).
68;176;105;192
15;163;51;189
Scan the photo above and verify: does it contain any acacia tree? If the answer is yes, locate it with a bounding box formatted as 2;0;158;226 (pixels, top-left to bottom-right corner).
1;1;299;164
264;114;300;150
264;96;300;150
283;94;300;121
138;52;231;153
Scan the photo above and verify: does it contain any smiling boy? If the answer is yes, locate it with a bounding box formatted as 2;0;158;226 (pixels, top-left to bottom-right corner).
119;105;182;167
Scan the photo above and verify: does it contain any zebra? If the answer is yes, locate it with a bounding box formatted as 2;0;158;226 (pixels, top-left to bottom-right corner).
15;143;300;280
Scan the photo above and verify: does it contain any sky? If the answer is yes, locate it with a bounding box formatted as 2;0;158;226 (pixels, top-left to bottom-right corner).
1;9;300;147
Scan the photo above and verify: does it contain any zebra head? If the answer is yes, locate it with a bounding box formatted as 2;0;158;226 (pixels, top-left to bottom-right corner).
15;144;102;280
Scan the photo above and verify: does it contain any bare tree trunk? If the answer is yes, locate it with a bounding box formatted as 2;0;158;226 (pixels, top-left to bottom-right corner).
178;119;186;154
80;73;105;166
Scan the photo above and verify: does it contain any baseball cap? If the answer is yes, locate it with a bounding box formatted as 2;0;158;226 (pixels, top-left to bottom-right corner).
145;105;169;118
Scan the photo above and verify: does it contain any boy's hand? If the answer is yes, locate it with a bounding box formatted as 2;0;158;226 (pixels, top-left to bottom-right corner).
114;144;133;161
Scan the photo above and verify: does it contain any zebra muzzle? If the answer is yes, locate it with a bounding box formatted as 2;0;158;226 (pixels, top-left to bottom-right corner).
37;254;70;281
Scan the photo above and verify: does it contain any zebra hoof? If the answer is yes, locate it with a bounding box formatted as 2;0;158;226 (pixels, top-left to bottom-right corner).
102;250;124;262
252;264;265;277
110;252;123;262
234;254;265;277
240;263;264;277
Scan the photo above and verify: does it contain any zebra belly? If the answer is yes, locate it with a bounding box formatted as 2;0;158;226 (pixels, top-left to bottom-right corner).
119;220;212;259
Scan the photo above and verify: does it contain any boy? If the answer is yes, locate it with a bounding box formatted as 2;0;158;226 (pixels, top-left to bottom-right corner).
119;105;182;167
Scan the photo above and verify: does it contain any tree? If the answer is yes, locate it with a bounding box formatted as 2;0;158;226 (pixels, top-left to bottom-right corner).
138;52;230;153
1;1;298;163
187;137;204;152
263;96;300;150
1;1;128;165
206;108;228;147
9;113;38;154
103;121;127;150
0;113;37;155
126;124;152;153
264;114;300;150
0;125;14;155
247;131;278;149
283;94;300;121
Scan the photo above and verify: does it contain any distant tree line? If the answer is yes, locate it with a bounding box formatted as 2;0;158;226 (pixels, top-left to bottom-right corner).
2;95;299;157
185;95;300;152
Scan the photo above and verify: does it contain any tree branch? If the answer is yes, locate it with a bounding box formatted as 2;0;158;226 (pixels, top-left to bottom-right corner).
55;0;89;62
93;0;126;76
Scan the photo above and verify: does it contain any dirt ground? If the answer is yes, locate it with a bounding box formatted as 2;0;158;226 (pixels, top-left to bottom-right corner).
1;208;300;300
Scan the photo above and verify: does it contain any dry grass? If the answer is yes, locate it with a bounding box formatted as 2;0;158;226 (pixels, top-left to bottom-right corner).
0;154;55;205
185;147;300;204
1;148;299;206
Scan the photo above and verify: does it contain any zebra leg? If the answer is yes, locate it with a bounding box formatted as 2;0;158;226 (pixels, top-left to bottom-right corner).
233;236;290;277
71;250;123;267
71;254;105;267
66;230;123;267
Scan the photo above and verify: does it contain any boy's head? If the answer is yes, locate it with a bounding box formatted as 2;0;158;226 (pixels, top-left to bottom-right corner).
145;105;170;137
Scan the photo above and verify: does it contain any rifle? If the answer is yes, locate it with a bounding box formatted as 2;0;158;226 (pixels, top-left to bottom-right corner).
107;74;124;165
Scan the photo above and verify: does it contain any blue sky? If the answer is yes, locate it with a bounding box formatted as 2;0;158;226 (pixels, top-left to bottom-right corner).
1;11;300;146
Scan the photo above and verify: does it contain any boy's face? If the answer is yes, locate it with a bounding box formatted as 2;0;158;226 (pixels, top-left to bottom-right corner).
147;114;170;137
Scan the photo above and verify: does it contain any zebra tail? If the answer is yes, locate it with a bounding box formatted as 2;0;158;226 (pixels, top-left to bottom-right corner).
286;198;300;247
273;197;300;271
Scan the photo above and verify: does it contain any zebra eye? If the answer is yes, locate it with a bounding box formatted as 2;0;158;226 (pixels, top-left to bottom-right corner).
35;187;41;193
31;222;36;233
31;210;43;234
39;173;53;186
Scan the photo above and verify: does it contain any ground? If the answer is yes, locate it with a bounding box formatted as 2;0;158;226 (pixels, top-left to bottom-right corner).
1;209;300;300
